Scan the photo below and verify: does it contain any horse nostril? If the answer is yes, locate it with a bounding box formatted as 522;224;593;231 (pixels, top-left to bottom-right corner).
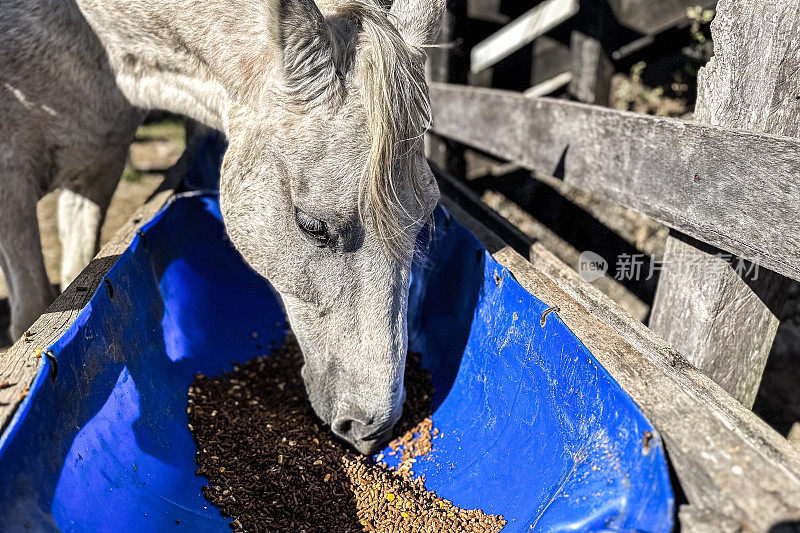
333;415;391;441
331;404;400;454
332;418;353;436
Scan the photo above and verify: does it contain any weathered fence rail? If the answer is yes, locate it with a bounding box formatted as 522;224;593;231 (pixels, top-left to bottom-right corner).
648;0;800;410
608;0;717;34
470;0;579;73
428;83;800;282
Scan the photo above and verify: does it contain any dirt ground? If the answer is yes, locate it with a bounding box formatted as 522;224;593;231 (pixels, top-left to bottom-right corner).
0;120;184;350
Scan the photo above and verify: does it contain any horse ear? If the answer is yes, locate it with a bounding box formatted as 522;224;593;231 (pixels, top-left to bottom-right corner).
389;0;446;45
271;0;339;101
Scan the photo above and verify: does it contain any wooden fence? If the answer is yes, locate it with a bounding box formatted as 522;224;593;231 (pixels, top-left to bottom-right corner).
428;0;800;529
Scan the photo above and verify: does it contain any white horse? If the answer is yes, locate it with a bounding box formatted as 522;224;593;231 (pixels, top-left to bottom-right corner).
0;0;443;453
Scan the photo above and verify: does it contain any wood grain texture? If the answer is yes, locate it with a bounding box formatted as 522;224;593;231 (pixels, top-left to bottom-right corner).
0;190;173;435
524;71;572;98
568;30;613;105
469;0;579;73
428;82;800;281
608;0;717;35
531;36;571;86
424;0;468;177
650;233;788;407
650;0;800;408
466;0;508;25
440;195;800;531
694;0;800;136
568;0;617;106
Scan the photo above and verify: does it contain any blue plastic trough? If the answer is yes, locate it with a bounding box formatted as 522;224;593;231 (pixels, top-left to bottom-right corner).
0;187;674;531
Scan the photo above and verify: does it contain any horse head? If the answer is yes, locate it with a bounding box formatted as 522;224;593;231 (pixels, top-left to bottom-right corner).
220;0;443;453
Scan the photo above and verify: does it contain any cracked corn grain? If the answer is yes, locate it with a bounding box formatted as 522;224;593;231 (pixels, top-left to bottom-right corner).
344;457;506;532
189;334;505;532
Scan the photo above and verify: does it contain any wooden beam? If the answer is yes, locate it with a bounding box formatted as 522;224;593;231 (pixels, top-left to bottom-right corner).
427;83;800;282
608;0;718;35
568;0;618;106
439;194;800;531
531;36;571;86
650;233;789;407
568;30;613;105
424;0;468;177
649;0;800;408
466;0;509;25
469;0;579;74
523;71;572;98
0;190;173;435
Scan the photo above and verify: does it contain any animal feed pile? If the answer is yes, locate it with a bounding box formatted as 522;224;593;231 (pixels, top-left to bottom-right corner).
188;334;505;532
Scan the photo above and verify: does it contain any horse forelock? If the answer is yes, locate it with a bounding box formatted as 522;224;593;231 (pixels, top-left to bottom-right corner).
278;0;432;258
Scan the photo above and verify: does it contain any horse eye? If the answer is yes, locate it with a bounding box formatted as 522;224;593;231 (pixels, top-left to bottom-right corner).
294;207;330;247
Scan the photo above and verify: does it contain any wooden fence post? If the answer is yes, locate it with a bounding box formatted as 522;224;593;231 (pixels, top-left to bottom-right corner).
648;0;799;408
568;0;617;105
568;30;613;105
425;0;467;176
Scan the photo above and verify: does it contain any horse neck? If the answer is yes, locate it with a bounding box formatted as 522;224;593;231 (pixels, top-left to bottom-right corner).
75;0;280;131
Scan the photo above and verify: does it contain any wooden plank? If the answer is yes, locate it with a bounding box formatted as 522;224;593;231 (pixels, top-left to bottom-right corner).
0;189;173;435
424;0;468;177
608;0;717;35
694;0;800;138
531;36;571;86
524;71;572;98
469;0;579;74
466;0;509;25
568;0;617;106
427;83;800;282
649;0;800;408
568;30;613;105
650;233;789;407
438;194;800;531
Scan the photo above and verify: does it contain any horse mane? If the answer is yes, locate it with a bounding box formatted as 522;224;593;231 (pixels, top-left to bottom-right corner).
351;2;432;255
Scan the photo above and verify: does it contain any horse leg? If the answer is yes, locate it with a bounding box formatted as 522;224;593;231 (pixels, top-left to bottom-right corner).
0;180;56;341
58;190;106;291
58;146;129;292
